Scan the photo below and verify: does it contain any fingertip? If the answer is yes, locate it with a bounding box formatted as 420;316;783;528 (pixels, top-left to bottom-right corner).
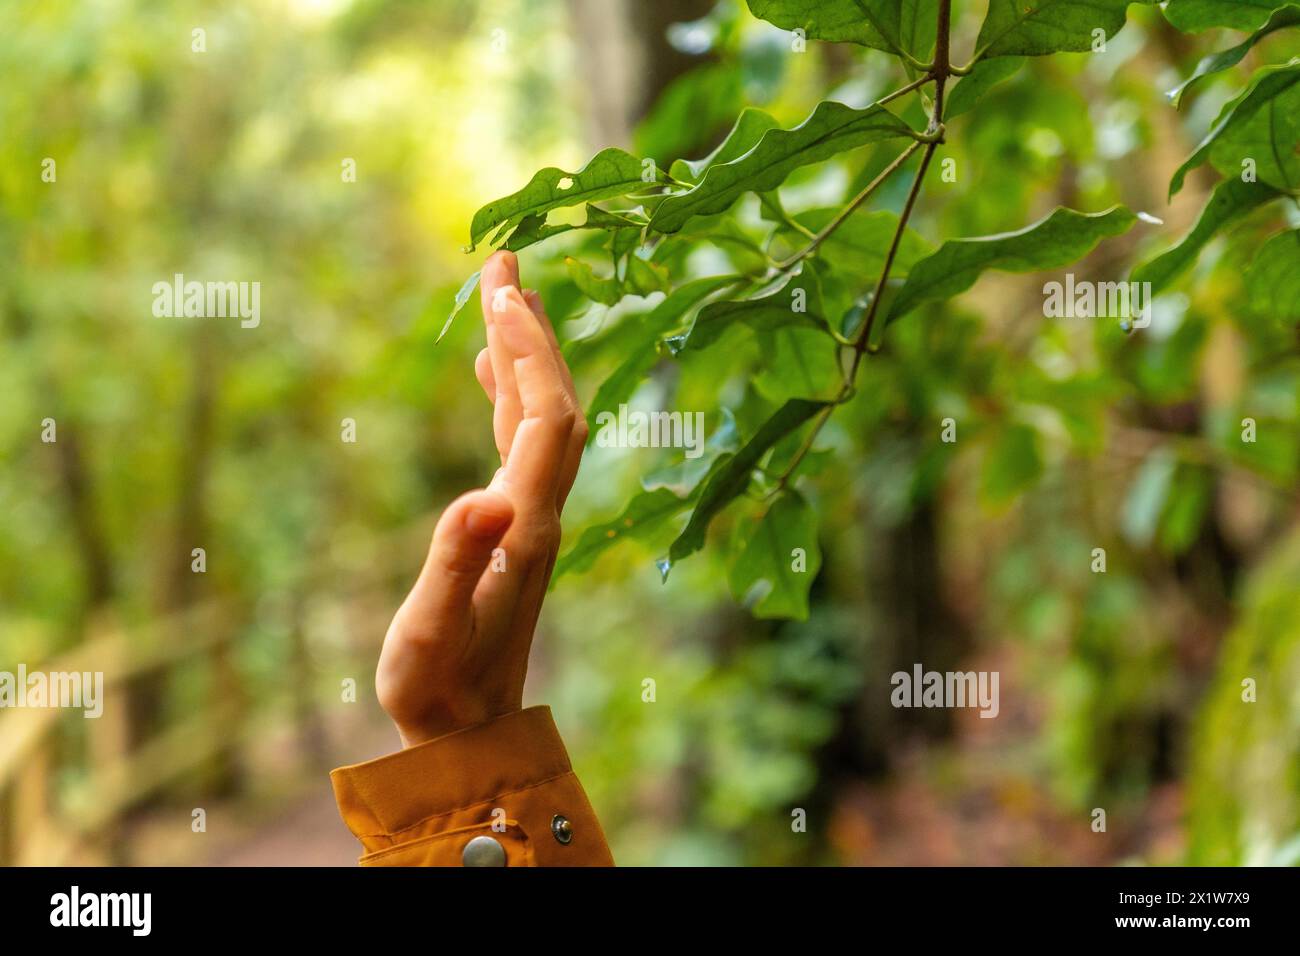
483;250;521;289
480;252;520;323
487;249;519;272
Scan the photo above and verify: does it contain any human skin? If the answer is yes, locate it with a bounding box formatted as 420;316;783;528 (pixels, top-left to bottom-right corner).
375;250;587;748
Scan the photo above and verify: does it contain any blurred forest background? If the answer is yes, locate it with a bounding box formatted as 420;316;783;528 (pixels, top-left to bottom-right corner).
1;0;1298;866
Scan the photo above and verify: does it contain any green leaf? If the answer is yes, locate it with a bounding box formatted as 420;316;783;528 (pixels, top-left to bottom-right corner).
945;57;1025;119
975;0;1156;59
669;108;780;185
649;100;918;234
626;255;671;296
783;208;934;277
1168;7;1300;108
583;276;742;435
502;204;644;253
980;422;1043;507
759;189;791;224
563;246;665;308
753;327;842;404
609;223;643;265
1247;228;1300;319
643;409;741;495
746;0;939;63
676;262;834;353
678;217;774;275
1169;60;1300;198
1131;178;1280;294
666;398;832;569
565;257;623;306
468;147;647;250
886;206;1138;327
768;210;932;336
438;270;481;343
554;489;690;580
1165;0;1296;32
728;491;821;619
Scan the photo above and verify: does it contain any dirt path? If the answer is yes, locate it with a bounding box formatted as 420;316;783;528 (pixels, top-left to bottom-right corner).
206;787;361;867
200;718;401;867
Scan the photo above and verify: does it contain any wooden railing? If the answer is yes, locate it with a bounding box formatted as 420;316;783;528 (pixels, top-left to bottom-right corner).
0;524;427;866
0;603;245;865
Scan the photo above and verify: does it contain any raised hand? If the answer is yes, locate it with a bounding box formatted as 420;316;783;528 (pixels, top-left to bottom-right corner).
376;251;587;747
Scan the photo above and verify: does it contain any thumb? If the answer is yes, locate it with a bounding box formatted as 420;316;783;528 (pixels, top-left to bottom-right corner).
402;489;514;632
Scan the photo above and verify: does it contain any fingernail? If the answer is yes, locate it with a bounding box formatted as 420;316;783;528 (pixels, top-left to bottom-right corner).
466;505;511;537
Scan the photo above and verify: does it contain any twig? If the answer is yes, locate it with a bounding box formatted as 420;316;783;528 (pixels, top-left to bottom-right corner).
775;140;923;269
772;0;955;490
851;0;953;362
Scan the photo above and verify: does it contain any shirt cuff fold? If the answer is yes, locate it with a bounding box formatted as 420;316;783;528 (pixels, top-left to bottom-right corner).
330;706;573;839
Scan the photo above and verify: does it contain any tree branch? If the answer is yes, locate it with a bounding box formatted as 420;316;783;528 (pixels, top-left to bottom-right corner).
772;0;955;490
775;140;923;269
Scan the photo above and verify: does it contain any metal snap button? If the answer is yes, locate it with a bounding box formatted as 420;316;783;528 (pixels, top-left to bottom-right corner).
462;834;507;866
551;814;573;845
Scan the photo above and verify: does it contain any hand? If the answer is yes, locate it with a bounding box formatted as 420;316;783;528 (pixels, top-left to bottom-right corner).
376;251;587;748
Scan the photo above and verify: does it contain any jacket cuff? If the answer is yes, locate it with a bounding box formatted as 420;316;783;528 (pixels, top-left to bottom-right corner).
330;706;612;866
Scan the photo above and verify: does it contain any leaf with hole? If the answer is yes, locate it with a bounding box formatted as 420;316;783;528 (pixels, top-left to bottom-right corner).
503;204;645;253
468;147;647;250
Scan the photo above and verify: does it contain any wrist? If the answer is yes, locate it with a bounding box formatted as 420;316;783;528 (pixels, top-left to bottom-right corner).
394;701;523;749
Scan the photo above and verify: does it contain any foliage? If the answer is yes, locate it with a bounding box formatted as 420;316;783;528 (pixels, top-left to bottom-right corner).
4;0;1299;867
459;0;1299;629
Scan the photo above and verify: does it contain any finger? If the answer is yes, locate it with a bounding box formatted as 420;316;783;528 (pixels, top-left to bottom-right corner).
491;286;576;509
399;489;514;635
521;289;576;399
474;347;495;404
523;288;586;510
481;252;524;462
483;247;521;293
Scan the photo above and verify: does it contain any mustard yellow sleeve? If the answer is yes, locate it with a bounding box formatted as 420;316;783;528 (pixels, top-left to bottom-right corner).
329;706;613;866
